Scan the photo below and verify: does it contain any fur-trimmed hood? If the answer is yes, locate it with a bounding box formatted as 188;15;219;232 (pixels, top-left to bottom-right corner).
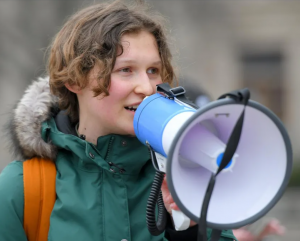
6;77;59;161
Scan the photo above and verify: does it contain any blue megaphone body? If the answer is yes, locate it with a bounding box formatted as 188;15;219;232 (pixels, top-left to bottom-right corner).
134;93;196;157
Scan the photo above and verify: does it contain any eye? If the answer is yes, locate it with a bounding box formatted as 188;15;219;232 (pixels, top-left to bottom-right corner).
119;67;132;73
147;68;159;75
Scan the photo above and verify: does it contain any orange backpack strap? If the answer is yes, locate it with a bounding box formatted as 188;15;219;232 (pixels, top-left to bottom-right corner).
23;157;56;241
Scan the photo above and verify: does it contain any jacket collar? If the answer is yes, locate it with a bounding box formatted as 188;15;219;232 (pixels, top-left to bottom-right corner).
42;117;150;174
6;76;58;161
7;76;151;174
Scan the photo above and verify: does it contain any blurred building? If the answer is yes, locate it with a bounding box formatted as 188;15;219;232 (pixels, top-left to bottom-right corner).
0;1;300;240
154;1;300;165
2;1;300;166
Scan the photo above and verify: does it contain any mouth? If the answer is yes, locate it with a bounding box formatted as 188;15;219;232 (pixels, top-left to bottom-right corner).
124;104;139;112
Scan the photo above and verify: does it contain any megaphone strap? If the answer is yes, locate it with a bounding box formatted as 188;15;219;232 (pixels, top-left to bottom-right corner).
218;88;250;105
157;83;186;98
156;83;199;109
211;229;222;241
216;88;250;175
198;174;216;241
198;88;250;241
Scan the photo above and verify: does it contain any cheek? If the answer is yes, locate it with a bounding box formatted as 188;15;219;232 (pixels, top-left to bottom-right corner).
155;79;163;86
109;79;132;98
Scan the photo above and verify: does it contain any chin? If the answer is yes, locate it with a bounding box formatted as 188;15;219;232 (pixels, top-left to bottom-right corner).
127;129;136;137
119;125;136;136
127;123;136;136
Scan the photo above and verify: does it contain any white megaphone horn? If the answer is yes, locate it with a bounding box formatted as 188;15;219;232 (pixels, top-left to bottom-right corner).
133;83;293;239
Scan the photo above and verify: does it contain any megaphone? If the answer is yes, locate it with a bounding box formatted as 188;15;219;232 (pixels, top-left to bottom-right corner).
133;83;292;239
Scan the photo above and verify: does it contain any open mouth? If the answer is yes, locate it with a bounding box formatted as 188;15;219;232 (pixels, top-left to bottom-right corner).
124;105;139;112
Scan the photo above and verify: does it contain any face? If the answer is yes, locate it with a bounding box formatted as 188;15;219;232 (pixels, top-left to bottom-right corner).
78;31;163;137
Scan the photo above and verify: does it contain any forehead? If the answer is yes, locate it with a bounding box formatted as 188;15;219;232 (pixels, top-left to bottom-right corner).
118;31;160;58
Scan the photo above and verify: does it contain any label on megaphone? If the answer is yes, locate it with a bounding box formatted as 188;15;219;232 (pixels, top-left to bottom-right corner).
154;152;167;173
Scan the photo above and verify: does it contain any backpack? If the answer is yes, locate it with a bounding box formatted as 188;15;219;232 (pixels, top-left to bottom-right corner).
23;157;56;241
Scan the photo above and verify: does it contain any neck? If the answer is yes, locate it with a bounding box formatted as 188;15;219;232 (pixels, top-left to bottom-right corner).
77;115;111;145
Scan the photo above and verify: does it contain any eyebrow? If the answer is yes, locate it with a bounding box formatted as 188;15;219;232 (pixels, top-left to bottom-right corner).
151;61;162;66
115;59;162;66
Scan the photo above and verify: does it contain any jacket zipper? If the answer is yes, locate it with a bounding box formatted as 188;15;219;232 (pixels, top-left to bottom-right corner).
104;136;114;161
105;136;126;174
108;162;126;173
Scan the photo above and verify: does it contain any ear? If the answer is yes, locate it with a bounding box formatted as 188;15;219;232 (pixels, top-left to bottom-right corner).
65;83;81;94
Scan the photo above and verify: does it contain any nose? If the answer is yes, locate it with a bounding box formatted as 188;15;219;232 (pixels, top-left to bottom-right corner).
134;73;155;96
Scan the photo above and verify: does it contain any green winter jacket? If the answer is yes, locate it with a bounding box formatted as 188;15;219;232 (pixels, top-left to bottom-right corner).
0;77;236;241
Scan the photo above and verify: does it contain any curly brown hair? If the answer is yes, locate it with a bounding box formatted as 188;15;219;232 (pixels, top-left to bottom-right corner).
47;0;176;123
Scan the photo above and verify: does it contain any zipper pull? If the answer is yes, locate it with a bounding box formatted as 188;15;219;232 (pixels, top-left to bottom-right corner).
108;162;126;174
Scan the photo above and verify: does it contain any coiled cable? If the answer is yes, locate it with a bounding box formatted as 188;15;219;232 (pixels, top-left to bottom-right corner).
146;170;167;236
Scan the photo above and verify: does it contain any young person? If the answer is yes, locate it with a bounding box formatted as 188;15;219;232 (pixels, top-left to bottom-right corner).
0;1;236;240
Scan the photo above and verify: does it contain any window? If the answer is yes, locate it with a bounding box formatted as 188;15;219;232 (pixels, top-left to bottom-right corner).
241;52;284;119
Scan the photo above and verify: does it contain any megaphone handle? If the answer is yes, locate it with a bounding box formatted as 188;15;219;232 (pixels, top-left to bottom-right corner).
171;209;191;231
